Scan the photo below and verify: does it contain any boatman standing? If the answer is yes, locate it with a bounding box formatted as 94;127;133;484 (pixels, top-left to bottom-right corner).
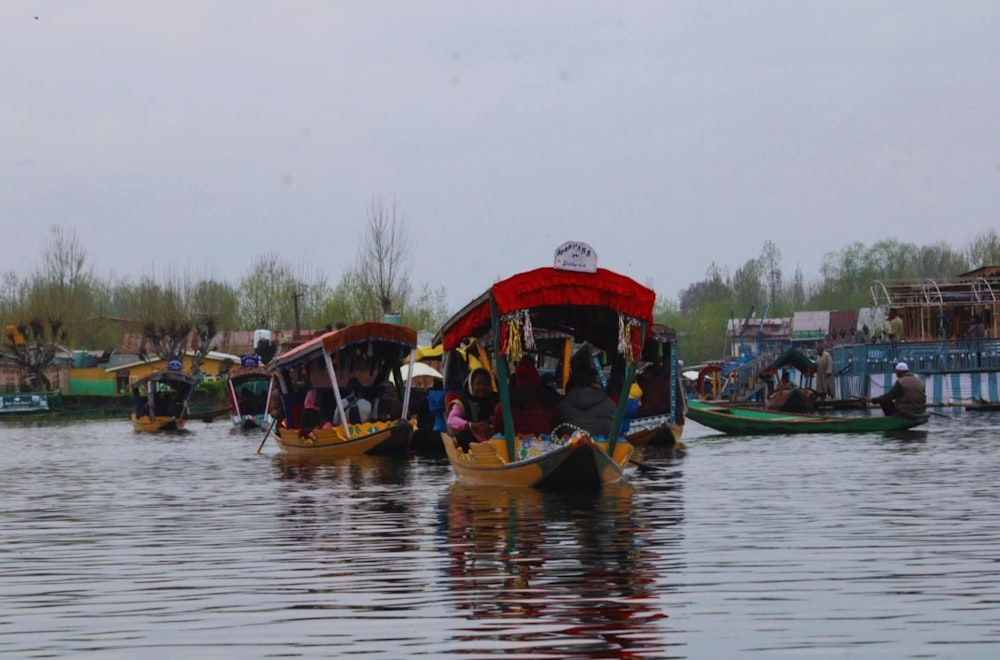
814;342;835;399
864;362;926;416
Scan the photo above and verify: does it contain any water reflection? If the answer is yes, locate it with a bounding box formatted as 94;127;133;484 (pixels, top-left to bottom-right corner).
441;482;678;657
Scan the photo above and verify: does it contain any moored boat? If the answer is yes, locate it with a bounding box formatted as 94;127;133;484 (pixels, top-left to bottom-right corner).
625;323;686;448
264;321;418;457
434;241;653;489
685;398;929;435
129;361;197;432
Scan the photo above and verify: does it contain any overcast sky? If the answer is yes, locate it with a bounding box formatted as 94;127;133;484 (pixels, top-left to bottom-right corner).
3;1;999;314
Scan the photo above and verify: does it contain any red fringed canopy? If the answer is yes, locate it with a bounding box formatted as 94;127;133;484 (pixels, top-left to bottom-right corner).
439;267;655;350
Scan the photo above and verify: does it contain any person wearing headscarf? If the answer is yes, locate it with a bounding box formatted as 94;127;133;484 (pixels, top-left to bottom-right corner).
865;362;926;416
493;357;561;436
447;367;498;450
300;388;324;432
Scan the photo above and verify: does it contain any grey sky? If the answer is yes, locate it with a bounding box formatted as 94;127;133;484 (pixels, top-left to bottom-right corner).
3;1;999;313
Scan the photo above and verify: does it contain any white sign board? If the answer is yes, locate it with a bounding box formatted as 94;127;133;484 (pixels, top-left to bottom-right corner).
553;241;598;273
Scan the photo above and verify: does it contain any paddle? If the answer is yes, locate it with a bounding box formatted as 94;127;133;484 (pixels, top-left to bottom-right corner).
926;410;955;420
256;418;277;454
629;458;660;472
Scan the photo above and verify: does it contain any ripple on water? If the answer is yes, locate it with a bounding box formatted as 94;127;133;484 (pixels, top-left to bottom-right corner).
2;415;1000;656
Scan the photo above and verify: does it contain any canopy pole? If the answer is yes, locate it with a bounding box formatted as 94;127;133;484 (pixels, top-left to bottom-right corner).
400;347;415;418
323;350;349;436
490;296;515;457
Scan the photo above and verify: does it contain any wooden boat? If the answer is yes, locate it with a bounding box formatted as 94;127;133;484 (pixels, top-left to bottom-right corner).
434;241;654;489
264;321;418;457
130;362;197;432
961;399;1000;412
624;323;686;448
226;355;276;429
685;398;930;435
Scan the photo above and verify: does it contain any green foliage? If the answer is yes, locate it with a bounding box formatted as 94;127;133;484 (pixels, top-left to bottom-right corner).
967;229;1000;269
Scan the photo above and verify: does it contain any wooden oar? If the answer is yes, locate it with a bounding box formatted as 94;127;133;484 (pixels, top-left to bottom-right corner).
256;418;277;454
926;410;955;420
629;457;660;472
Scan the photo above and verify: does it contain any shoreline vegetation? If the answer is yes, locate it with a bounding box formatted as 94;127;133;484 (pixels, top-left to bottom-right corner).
0;392;228;423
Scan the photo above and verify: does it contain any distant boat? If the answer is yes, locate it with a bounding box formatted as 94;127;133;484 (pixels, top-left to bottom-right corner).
226;355;275;429
130;361;197;432
264;321;418;457
685;399;928;436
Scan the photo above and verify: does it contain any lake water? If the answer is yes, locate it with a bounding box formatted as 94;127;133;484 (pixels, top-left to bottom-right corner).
2;412;1000;658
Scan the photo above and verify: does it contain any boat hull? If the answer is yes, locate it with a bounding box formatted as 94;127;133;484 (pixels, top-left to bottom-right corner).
440;432;632;489
130;414;188;433
273;419;413;457
625;415;684;448
686;400;929;435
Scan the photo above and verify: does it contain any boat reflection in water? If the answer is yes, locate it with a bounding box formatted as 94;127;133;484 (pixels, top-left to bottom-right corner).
271;452;413;487
441;482;676;657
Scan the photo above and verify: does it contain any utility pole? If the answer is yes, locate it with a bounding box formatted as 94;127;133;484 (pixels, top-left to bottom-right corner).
292;289;304;339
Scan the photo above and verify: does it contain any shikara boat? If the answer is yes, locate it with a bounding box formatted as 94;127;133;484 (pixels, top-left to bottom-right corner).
434;241;654;489
264;321;418;457
625;324;686;448
685;398;929;435
227;355;275;429
130;362;197;432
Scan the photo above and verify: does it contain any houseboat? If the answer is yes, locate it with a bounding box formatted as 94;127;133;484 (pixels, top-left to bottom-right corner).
830;267;1000;405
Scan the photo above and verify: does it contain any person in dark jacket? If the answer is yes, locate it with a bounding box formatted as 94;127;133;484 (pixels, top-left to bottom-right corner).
865;362;926;416
555;365;616;438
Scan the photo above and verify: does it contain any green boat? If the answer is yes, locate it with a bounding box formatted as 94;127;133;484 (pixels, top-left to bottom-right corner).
685;399;929;435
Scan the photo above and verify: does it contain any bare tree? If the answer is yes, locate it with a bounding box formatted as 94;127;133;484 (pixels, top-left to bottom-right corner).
356;197;412;316
967;229;1000;269
131;272;191;364
0;226;96;390
238;253;299;329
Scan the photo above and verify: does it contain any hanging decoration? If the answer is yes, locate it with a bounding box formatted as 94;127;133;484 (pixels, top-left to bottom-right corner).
522;311;536;352
618;312;641;364
504;312;524;366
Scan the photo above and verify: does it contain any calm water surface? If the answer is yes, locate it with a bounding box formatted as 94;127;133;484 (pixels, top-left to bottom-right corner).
2;412;1000;658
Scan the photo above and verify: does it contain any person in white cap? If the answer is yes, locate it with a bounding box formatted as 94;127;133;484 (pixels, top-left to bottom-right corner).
864;362;926;416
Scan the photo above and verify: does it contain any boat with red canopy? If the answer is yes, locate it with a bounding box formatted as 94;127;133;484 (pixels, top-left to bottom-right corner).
434;241;654;489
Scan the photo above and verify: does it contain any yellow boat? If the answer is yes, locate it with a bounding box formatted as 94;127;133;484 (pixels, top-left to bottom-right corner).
440;426;634;488
434;241;656;489
129;364;197;432
265;321;419;457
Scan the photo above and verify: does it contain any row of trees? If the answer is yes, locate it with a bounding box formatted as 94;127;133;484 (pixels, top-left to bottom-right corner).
659;231;1000;365
5;205;1000;387
1;199;449;389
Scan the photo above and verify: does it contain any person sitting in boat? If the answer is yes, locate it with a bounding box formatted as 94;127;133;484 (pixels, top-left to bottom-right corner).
300;388;325;433
637;362;670;415
766;370;815;413
555;365;616;438
447;367;498;451
492;357;561;437
865;362;926;416
371;381;403;421
333;377;372;425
